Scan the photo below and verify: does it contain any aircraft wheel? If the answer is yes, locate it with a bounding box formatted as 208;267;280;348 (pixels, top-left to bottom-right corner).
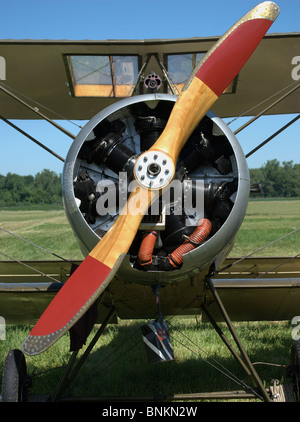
1;349;29;402
291;339;300;402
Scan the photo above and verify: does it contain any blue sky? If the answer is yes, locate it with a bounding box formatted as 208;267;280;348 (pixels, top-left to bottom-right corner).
0;0;299;175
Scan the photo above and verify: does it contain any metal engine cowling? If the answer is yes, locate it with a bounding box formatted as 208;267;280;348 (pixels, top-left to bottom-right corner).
62;94;249;286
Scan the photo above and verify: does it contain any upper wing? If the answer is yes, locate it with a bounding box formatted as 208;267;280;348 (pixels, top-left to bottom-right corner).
0;33;299;120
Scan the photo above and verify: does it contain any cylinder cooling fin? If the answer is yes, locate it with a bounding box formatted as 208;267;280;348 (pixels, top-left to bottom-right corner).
63;94;249;285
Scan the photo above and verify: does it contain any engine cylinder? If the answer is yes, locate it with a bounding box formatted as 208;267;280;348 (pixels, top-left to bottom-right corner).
62;94;249;286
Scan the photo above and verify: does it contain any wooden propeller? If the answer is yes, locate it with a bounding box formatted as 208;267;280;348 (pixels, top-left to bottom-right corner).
23;1;279;355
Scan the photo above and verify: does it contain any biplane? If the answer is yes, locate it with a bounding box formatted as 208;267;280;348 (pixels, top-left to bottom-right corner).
1;1;300;402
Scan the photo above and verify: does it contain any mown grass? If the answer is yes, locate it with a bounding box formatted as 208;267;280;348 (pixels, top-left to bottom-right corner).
0;199;299;401
0;208;83;261
0;199;299;261
0;319;293;401
230;199;300;257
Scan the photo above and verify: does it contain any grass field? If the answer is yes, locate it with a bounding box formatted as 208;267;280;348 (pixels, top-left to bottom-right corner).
0;199;299;401
0;209;83;261
0;199;299;261
0;319;293;401
232;199;300;257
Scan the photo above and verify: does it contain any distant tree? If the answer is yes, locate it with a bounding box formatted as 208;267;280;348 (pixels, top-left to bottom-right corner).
0;170;62;206
0;160;299;207
34;169;62;204
250;160;300;198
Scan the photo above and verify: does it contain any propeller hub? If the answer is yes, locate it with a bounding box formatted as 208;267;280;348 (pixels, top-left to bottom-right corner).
147;162;161;176
134;150;174;189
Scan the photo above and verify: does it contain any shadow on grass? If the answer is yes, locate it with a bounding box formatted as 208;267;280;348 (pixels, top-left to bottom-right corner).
10;320;293;401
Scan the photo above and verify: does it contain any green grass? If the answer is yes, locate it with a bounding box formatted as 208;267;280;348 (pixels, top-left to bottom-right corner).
0;319;293;401
0;199;299;401
0;208;83;261
0;199;299;261
230;199;300;257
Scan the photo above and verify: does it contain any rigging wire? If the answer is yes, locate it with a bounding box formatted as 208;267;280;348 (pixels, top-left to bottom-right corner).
0;226;79;286
62;289;257;399
0;227;76;265
227;80;300;125
162;299;260;396
0;81;83;130
0;82;76;139
0;116;65;162
217;227;300;274
245;114;300;158
255;253;300;279
1;70;298;132
0;250;62;284
167;320;257;395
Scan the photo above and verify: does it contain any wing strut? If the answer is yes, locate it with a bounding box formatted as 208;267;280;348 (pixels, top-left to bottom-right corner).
0;116;65;162
245;113;300;158
0;83;76;139
234;82;300;134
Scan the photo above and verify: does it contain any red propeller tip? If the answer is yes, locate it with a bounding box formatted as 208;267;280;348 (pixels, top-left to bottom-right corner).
192;2;280;97
22;256;113;355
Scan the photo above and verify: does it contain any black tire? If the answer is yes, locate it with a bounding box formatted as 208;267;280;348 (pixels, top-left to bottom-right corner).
2;349;29;402
291;339;300;402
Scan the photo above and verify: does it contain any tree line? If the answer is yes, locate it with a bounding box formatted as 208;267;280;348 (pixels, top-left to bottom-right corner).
0;169;62;207
0;160;299;207
250;160;300;198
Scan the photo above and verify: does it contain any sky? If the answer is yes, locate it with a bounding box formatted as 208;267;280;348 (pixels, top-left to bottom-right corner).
0;0;299;176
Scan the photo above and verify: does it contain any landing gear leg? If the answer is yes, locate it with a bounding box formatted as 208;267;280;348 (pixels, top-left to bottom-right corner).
202;277;272;402
290;339;300;401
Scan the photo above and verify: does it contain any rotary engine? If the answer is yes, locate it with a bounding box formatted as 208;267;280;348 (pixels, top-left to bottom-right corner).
62;94;249;285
